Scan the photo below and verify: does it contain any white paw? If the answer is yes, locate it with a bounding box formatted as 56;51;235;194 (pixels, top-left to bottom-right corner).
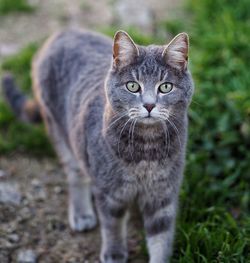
69;211;97;232
101;251;128;263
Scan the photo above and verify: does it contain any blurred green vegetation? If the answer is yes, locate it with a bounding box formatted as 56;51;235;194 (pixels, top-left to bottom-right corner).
0;44;54;156
101;26;161;45
0;0;33;15
0;0;249;261
172;0;250;262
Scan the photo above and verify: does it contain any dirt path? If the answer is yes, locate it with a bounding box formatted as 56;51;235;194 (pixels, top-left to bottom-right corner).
0;156;146;263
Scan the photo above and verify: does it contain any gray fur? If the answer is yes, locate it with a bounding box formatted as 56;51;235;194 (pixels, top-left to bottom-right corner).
32;29;194;263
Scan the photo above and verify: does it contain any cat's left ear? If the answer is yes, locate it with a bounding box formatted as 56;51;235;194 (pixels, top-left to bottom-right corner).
113;31;139;68
162;32;189;71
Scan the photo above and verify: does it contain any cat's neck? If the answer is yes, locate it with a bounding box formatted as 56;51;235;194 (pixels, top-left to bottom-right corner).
102;105;184;163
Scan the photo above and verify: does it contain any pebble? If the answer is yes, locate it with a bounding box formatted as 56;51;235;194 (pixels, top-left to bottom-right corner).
17;249;37;263
0;238;13;249
8;233;20;243
31;179;41;187
30;179;47;201
0;183;21;205
0;250;9;263
18;207;32;222
54;186;63;194
0;170;9;179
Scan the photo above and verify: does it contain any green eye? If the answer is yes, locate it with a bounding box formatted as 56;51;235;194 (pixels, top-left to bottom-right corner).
159;82;173;94
126;81;140;93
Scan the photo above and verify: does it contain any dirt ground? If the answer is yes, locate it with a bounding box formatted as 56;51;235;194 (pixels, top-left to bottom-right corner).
0;155;147;263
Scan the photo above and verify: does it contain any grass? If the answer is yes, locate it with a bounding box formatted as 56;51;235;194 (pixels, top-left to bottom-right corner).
170;0;250;261
0;0;33;15
0;0;249;261
0;43;54;157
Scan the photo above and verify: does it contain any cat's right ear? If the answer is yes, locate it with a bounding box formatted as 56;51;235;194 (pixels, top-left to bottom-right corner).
113;31;139;69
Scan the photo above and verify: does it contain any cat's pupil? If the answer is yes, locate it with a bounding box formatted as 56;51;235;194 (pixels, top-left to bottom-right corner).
159;82;173;93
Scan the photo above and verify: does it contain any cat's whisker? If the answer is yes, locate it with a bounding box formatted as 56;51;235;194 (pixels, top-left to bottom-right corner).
160;109;181;124
129;107;139;112
131;118;137;156
128;119;135;157
129;114;139;119
165;117;182;149
129;110;140;119
103;112;128;132
160;110;180;123
160;120;170;157
117;118;132;158
191;99;202;107
160;108;169;113
168;113;182;125
129;108;140;119
158;113;169;121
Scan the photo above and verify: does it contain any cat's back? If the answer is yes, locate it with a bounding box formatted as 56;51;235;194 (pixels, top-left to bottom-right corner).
32;29;112;131
33;29;112;93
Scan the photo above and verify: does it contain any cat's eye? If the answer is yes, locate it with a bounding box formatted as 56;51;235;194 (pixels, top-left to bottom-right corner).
158;82;173;94
126;81;140;93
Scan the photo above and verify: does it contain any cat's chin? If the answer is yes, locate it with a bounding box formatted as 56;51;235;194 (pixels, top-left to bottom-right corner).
138;117;160;125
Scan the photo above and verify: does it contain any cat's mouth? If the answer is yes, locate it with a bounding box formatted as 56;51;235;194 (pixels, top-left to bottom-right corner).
140;115;159;124
128;110;162;124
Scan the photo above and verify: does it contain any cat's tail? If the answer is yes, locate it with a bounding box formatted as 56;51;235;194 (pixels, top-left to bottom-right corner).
1;73;42;123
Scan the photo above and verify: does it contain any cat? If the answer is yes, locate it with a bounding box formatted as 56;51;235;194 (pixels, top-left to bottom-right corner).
2;29;194;263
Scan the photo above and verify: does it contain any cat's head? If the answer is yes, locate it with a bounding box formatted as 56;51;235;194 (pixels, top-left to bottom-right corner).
105;30;194;124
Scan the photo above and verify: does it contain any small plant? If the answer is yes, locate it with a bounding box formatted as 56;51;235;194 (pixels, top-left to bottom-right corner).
0;0;33;15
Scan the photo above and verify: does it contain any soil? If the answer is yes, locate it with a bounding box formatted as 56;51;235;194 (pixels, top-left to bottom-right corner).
0;155;147;263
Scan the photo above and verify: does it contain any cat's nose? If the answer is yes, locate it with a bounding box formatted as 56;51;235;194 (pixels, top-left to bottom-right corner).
143;103;155;113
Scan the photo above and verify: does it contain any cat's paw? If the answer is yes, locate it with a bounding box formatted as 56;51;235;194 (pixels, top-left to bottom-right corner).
101;251;128;263
69;212;97;232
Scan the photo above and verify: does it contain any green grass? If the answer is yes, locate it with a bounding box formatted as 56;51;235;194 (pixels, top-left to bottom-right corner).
0;0;33;15
0;43;54;157
170;0;250;261
0;0;249;261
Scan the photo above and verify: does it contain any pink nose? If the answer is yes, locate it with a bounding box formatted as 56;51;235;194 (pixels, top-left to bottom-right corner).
143;103;155;113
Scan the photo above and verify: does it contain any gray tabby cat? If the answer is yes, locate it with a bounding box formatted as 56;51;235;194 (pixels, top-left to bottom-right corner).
2;29;194;263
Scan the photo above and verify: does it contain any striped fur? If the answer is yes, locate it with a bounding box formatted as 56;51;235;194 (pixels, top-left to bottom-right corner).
3;29;194;262
2;74;41;123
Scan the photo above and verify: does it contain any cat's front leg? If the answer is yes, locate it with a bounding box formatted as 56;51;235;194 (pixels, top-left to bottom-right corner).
141;194;178;263
96;194;129;263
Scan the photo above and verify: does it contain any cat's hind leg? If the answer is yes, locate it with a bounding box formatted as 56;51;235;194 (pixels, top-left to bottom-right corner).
45;115;97;232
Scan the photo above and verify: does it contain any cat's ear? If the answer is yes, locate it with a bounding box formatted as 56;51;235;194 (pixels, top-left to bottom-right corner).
162;32;189;71
113;30;139;68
